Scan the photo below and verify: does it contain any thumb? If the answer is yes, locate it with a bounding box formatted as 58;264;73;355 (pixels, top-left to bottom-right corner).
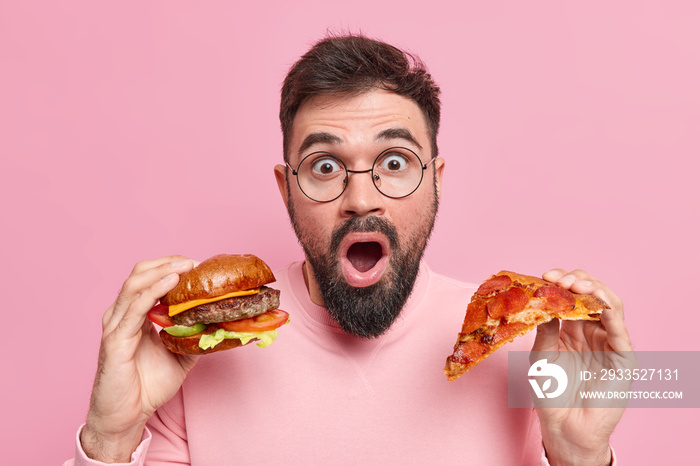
531;319;560;352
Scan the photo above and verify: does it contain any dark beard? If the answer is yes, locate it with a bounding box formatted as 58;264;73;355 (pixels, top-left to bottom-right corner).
308;216;422;338
288;188;438;338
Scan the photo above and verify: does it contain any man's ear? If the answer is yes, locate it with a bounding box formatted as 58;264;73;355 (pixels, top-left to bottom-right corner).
433;157;445;202
274;164;290;209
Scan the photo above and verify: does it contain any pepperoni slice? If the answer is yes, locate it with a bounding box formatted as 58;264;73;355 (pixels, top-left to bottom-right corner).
487;286;529;318
476;274;512;297
533;285;576;313
449;340;489;366
460;300;488;334
492;322;532;344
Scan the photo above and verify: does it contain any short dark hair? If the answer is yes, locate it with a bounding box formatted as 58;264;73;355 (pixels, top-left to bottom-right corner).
280;34;441;162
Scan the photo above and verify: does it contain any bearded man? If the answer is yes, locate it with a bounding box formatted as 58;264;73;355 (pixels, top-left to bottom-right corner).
68;35;631;466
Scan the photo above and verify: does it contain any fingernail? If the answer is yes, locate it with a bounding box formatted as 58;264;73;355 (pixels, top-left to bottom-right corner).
559;275;575;286
578;280;593;287
543;270;563;281
171;260;191;267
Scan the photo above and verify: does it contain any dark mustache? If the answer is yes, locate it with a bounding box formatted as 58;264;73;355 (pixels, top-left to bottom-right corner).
329;216;400;253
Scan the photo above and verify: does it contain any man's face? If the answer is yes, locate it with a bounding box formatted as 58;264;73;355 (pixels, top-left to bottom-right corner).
274;89;445;338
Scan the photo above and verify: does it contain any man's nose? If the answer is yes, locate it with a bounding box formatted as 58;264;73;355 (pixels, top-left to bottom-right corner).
339;169;385;217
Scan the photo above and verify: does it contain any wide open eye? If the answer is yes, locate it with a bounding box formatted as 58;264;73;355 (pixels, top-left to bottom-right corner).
377;152;410;173
310;156;343;177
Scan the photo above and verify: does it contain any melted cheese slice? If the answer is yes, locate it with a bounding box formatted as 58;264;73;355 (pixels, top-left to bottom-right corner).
168;288;260;317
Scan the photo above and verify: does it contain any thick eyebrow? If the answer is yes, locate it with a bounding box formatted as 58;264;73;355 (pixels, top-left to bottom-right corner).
375;127;423;150
297;132;343;157
297;127;423;158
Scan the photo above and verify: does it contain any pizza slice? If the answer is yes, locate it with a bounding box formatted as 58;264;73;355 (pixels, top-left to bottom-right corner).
444;271;609;381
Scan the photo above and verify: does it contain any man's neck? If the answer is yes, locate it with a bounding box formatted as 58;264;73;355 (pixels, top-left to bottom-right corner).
302;260;325;307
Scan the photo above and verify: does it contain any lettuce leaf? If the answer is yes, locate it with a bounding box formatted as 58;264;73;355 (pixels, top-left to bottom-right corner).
198;328;279;350
163;324;206;337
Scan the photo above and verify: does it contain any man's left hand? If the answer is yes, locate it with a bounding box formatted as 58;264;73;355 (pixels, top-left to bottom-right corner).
532;269;634;466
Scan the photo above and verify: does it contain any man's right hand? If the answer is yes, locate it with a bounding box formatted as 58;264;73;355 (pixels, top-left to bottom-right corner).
81;256;200;463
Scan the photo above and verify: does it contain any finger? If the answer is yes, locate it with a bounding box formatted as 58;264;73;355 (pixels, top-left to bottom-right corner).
546;269;623;312
592;288;612;307
545;269;594;290
599;307;633;352
569;278;595;295
105;259;194;331
555;271;589;289
131;255;191;276
102;303;116;331
118;258;193;304
531;319;561;353
563;271;624;317
111;272;180;338
549;270;630;352
542;269;567;283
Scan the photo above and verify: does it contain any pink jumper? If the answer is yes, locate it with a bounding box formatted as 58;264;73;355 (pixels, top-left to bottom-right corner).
68;261;616;465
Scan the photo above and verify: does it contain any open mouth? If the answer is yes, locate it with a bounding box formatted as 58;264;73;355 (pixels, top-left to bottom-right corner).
347;241;383;272
339;233;390;288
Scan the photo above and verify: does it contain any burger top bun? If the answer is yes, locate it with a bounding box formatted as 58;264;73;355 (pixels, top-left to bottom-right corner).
161;254;275;306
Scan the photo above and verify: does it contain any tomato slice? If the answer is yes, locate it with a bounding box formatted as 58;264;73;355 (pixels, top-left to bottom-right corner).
147;304;174;328
217;309;289;332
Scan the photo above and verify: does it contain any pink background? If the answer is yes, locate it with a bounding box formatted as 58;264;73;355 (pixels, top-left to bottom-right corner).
1;1;698;463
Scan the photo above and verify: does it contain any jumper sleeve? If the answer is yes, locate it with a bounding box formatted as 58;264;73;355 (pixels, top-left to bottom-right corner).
63;425;151;466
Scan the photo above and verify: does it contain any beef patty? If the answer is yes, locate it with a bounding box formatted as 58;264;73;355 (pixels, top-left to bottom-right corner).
171;286;280;326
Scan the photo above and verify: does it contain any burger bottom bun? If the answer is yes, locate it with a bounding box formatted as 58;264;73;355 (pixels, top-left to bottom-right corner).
159;329;251;355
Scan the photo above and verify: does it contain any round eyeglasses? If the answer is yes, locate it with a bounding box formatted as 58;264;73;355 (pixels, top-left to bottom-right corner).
286;147;437;203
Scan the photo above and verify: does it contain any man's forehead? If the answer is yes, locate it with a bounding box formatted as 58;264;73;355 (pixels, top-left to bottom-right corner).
290;90;430;158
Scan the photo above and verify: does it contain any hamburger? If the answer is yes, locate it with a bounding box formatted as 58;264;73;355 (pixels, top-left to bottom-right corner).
147;254;288;354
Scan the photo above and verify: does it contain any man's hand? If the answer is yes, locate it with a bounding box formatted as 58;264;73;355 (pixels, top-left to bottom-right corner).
81;256;201;463
532;269;633;466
